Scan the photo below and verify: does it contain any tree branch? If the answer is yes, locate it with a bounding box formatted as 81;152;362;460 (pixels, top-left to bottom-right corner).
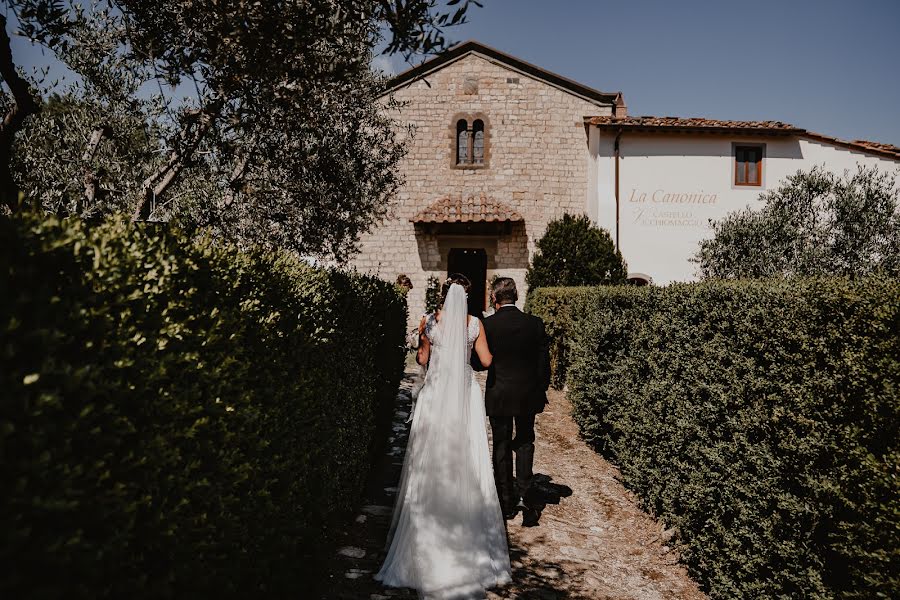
78;124;112;213
0;14;41;212
132;99;222;221
223;153;249;209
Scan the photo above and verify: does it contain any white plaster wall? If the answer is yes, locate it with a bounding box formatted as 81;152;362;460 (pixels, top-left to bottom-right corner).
594;131;616;237
586;126;600;224
593;132;900;284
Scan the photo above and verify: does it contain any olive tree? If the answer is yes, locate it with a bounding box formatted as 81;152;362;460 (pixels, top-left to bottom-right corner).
3;0;483;260
695;165;900;279
0;13;39;211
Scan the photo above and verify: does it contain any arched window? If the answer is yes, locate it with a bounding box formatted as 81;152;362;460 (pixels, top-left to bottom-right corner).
452;115;488;168
456;120;469;165
472;120;484;164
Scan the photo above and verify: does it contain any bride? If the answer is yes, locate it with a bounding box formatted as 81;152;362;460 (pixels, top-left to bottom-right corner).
375;274;512;599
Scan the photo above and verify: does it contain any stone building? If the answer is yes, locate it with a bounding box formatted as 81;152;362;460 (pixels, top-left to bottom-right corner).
351;41;625;321
352;41;900;322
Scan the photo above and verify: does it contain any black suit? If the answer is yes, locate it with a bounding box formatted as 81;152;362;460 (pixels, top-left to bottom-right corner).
473;305;551;512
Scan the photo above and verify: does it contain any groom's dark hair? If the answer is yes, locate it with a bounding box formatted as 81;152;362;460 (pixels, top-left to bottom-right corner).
491;277;518;305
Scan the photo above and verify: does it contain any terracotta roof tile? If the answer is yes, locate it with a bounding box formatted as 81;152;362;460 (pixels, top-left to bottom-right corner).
411;193;524;223
585;115;900;160
585;115;802;132
793;132;900;160
850;139;900;156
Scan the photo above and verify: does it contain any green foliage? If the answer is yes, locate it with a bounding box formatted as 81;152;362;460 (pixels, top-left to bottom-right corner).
0;211;407;597
526;213;627;289
531;281;899;599
13;93;165;218
695;166;900;278
424;274;441;314
7;0;484;257
524;286;612;389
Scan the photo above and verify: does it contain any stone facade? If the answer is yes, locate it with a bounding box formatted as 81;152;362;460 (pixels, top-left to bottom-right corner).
352;50;613;324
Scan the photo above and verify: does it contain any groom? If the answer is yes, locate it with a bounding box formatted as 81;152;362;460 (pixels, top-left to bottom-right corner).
473;277;551;524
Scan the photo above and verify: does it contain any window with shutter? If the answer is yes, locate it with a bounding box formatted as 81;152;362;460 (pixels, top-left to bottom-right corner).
734;145;764;186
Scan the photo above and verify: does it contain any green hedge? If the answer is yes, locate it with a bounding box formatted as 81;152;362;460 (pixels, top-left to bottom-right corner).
0;212;406;598
525;286;647;389
530;280;899;599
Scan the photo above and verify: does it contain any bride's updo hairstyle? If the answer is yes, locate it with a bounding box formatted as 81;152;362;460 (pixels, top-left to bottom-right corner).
440;273;471;306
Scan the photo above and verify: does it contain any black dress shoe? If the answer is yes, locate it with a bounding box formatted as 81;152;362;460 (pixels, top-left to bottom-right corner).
521;506;540;527
502;507;518;520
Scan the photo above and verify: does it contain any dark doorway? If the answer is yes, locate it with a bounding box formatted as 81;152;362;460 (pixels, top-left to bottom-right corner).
447;248;487;316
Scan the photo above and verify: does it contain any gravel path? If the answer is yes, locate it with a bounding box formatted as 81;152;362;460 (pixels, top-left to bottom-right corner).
323;366;707;600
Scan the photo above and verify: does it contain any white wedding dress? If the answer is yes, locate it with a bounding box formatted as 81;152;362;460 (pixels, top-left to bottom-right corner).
375;284;511;599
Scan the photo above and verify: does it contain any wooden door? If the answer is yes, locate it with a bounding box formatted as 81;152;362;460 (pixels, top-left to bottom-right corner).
447;248;487;316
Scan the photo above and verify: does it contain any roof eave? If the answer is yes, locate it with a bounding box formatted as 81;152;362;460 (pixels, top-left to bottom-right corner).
411;216;525;224
802;132;900;161
583;119;900;159
382;40;620;107
601;126;803;136
584;120;805;136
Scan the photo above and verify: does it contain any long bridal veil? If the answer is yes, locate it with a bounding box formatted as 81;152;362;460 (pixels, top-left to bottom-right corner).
376;283;510;599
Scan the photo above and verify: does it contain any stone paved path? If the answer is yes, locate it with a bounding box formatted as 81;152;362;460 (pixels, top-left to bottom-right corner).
322;366;707;600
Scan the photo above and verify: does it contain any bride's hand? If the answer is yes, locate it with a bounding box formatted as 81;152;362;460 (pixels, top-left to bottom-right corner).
416;316;431;365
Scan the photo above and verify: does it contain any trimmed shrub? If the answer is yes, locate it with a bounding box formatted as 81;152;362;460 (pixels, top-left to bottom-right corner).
525;286;649;389
531;280;899;599
526;213;627;289
0;212;406;598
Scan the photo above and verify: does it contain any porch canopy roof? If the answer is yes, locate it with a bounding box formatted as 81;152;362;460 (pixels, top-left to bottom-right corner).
410;192;524;224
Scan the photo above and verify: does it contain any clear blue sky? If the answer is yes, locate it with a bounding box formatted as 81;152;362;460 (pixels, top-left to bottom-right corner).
7;0;899;145
382;0;900;146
